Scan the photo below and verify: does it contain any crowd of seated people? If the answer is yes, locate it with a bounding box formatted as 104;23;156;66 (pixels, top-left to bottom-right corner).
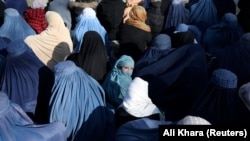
0;0;250;140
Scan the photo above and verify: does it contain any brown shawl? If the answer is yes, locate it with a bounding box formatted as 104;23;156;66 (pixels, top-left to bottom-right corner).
125;5;151;32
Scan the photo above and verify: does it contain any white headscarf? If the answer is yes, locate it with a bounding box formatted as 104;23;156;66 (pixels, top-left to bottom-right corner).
121;77;162;117
31;0;48;9
82;7;96;18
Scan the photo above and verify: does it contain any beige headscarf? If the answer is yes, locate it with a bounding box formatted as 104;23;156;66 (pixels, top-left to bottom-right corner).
125;5;151;32
25;11;73;70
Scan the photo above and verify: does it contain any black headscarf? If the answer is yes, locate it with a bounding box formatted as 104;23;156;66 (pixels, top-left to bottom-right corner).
67;31;109;84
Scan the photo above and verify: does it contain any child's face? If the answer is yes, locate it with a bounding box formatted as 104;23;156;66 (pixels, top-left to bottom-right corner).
121;66;134;71
120;66;134;76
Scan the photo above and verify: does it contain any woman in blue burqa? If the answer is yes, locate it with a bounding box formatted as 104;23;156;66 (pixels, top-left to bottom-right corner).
133;42;209;122
0;91;67;141
0;39;54;123
213;32;250;88
49;60;116;141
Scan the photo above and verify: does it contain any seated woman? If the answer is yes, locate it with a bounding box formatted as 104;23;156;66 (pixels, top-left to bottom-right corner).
0;39;54;123
202;12;244;59
23;0;48;34
189;69;245;125
49;60;116;141
24;11;73;71
67;31;110;84
4;0;28;15
189;0;218;33
162;0;189;33
118;5;152;62
0;8;36;42
71;7;110;54
96;0;126;41
0;91;67;141
134;43;209;122
213;32;250;87
133;33;173;75
115;77;165;129
102;55;134;108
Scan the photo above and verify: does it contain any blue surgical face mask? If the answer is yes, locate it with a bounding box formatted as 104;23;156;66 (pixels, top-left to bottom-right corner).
121;70;133;76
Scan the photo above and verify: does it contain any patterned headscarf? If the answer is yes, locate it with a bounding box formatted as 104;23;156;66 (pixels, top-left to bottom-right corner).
23;0;48;34
126;5;151;32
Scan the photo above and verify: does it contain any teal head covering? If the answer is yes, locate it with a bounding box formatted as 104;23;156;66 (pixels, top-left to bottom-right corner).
102;55;134;108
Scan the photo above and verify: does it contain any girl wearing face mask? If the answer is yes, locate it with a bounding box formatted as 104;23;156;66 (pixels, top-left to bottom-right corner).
102;55;135;109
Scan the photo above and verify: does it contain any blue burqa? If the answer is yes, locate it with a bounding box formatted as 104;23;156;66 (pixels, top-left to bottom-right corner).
49;60;115;141
0;8;36;42
134;43;209;121
0;91;67;141
0;39;54;123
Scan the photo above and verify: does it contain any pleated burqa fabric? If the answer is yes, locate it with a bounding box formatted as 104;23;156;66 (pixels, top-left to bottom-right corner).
0;37;10;80
189;69;249;125
0;8;36;42
24;11;73;70
4;0;28;15
163;0;189;31
214;33;250;87
133;33;173;75
71;7;110;54
0;36;11;57
0;40;54;121
189;0;218;33
49;60;115;141
0;91;67;141
134;43;209;121
202;13;244;58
